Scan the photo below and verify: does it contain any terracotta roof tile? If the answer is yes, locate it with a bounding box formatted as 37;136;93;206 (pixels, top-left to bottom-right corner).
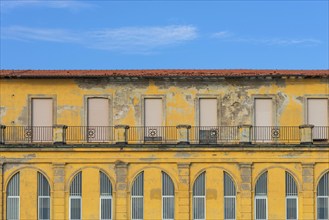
1;69;328;78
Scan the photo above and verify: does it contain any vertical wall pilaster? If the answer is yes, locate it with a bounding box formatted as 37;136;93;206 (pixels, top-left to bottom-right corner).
115;161;129;220
52;163;66;220
239;163;253;220
177;163;190;220
0;163;3;220
302;163;315;220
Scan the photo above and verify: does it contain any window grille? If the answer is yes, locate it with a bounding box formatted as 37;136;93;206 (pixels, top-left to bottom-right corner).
224;172;236;220
70;172;82;220
100;171;113;220
193;172;206;220
38;172;51;220
317;172;329;220
255;172;267;220
7;172;20;220
162;172;175;220
285;172;298;220
131;172;144;220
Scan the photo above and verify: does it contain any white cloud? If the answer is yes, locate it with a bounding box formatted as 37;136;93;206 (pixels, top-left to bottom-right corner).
1;25;198;54
212;31;321;46
1;0;93;11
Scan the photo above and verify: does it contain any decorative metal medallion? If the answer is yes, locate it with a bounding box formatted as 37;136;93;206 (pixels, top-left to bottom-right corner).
88;128;95;138
271;128;280;138
210;129;218;138
24;128;32;138
148;128;158;137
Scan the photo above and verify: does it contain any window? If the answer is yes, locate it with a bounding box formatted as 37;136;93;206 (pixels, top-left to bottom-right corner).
32;98;53;142
193;172;206;220
38;172;51;220
224;172;236;220
7;172;20;220
285;172;298;220
131;172;144;220
162;172;175;220
307;98;329;140
70;172;82;220
199;98;218;144
144;98;163;141
317;172;329;220
255;172;268;220
100;171;113;220
254;98;273;142
87;98;110;142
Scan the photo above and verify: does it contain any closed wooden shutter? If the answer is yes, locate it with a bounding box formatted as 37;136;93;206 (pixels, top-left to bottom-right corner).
254;98;273;142
32;98;53;142
308;98;328;140
199;98;217;143
87;98;110;142
144;98;163;141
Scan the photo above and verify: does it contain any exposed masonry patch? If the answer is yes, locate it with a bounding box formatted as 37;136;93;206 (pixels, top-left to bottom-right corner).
2;153;36;172
17;106;28;125
58;105;78;114
277;92;289;116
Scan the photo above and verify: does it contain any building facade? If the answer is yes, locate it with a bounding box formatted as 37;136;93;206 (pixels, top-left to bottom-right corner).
0;69;328;220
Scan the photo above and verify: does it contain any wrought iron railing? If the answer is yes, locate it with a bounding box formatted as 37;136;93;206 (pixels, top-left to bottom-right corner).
3;126;53;143
1;125;328;145
66;126;115;143
189;126;239;144
127;126;177;144
251;126;300;143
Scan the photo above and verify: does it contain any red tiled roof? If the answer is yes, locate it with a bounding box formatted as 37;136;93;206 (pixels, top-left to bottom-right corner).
1;69;328;78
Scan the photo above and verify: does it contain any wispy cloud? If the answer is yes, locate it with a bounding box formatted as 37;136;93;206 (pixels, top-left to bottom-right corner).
1;25;198;54
212;31;321;46
1;0;93;11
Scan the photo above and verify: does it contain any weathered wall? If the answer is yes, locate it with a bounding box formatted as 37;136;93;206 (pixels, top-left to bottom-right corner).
0;147;328;220
0;78;328;126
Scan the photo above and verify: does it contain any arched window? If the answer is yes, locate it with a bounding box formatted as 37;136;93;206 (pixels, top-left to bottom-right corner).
317;172;329;220
224;172;236;220
100;171;113;220
70;172;82;220
131;172;144;220
38;172;51;220
162;172;174;220
193;172;206;220
285;172;298;220
255;172;267;220
7;172;20;220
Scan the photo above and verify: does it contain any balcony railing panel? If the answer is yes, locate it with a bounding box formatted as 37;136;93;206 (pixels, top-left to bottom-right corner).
66;126;115;143
127;126;177;144
313;126;329;141
251;126;300;143
190;126;239;144
4;126;53;143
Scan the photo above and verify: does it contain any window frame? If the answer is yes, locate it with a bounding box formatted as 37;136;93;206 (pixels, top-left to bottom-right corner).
224;172;236;220
131;172;144;220
6;172;20;220
162;172;175;220
192;172;206;220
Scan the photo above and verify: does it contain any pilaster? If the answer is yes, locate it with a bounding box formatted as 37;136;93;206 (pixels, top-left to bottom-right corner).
239;163;253;220
177;163;191;220
0;163;3;220
302;163;315;220
52;163;66;220
115;161;129;220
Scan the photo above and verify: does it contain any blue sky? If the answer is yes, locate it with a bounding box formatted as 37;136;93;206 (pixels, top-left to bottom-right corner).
1;0;328;70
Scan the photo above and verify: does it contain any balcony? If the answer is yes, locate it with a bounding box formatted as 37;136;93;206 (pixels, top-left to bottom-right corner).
0;124;328;145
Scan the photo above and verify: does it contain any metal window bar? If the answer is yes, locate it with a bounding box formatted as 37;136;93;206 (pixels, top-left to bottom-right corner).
224;172;236;220
193;172;206;220
100;172;113;220
189;126;239;144
38;172;51;220
286;172;298;220
162;172;175;220
4;126;53;143
7;172;20;220
70;172;82;220
313;126;329;141
132;172;144;220
317;172;329;220
128;126;177;144
66;126;115;143
252;126;300;143
255;172;268;220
